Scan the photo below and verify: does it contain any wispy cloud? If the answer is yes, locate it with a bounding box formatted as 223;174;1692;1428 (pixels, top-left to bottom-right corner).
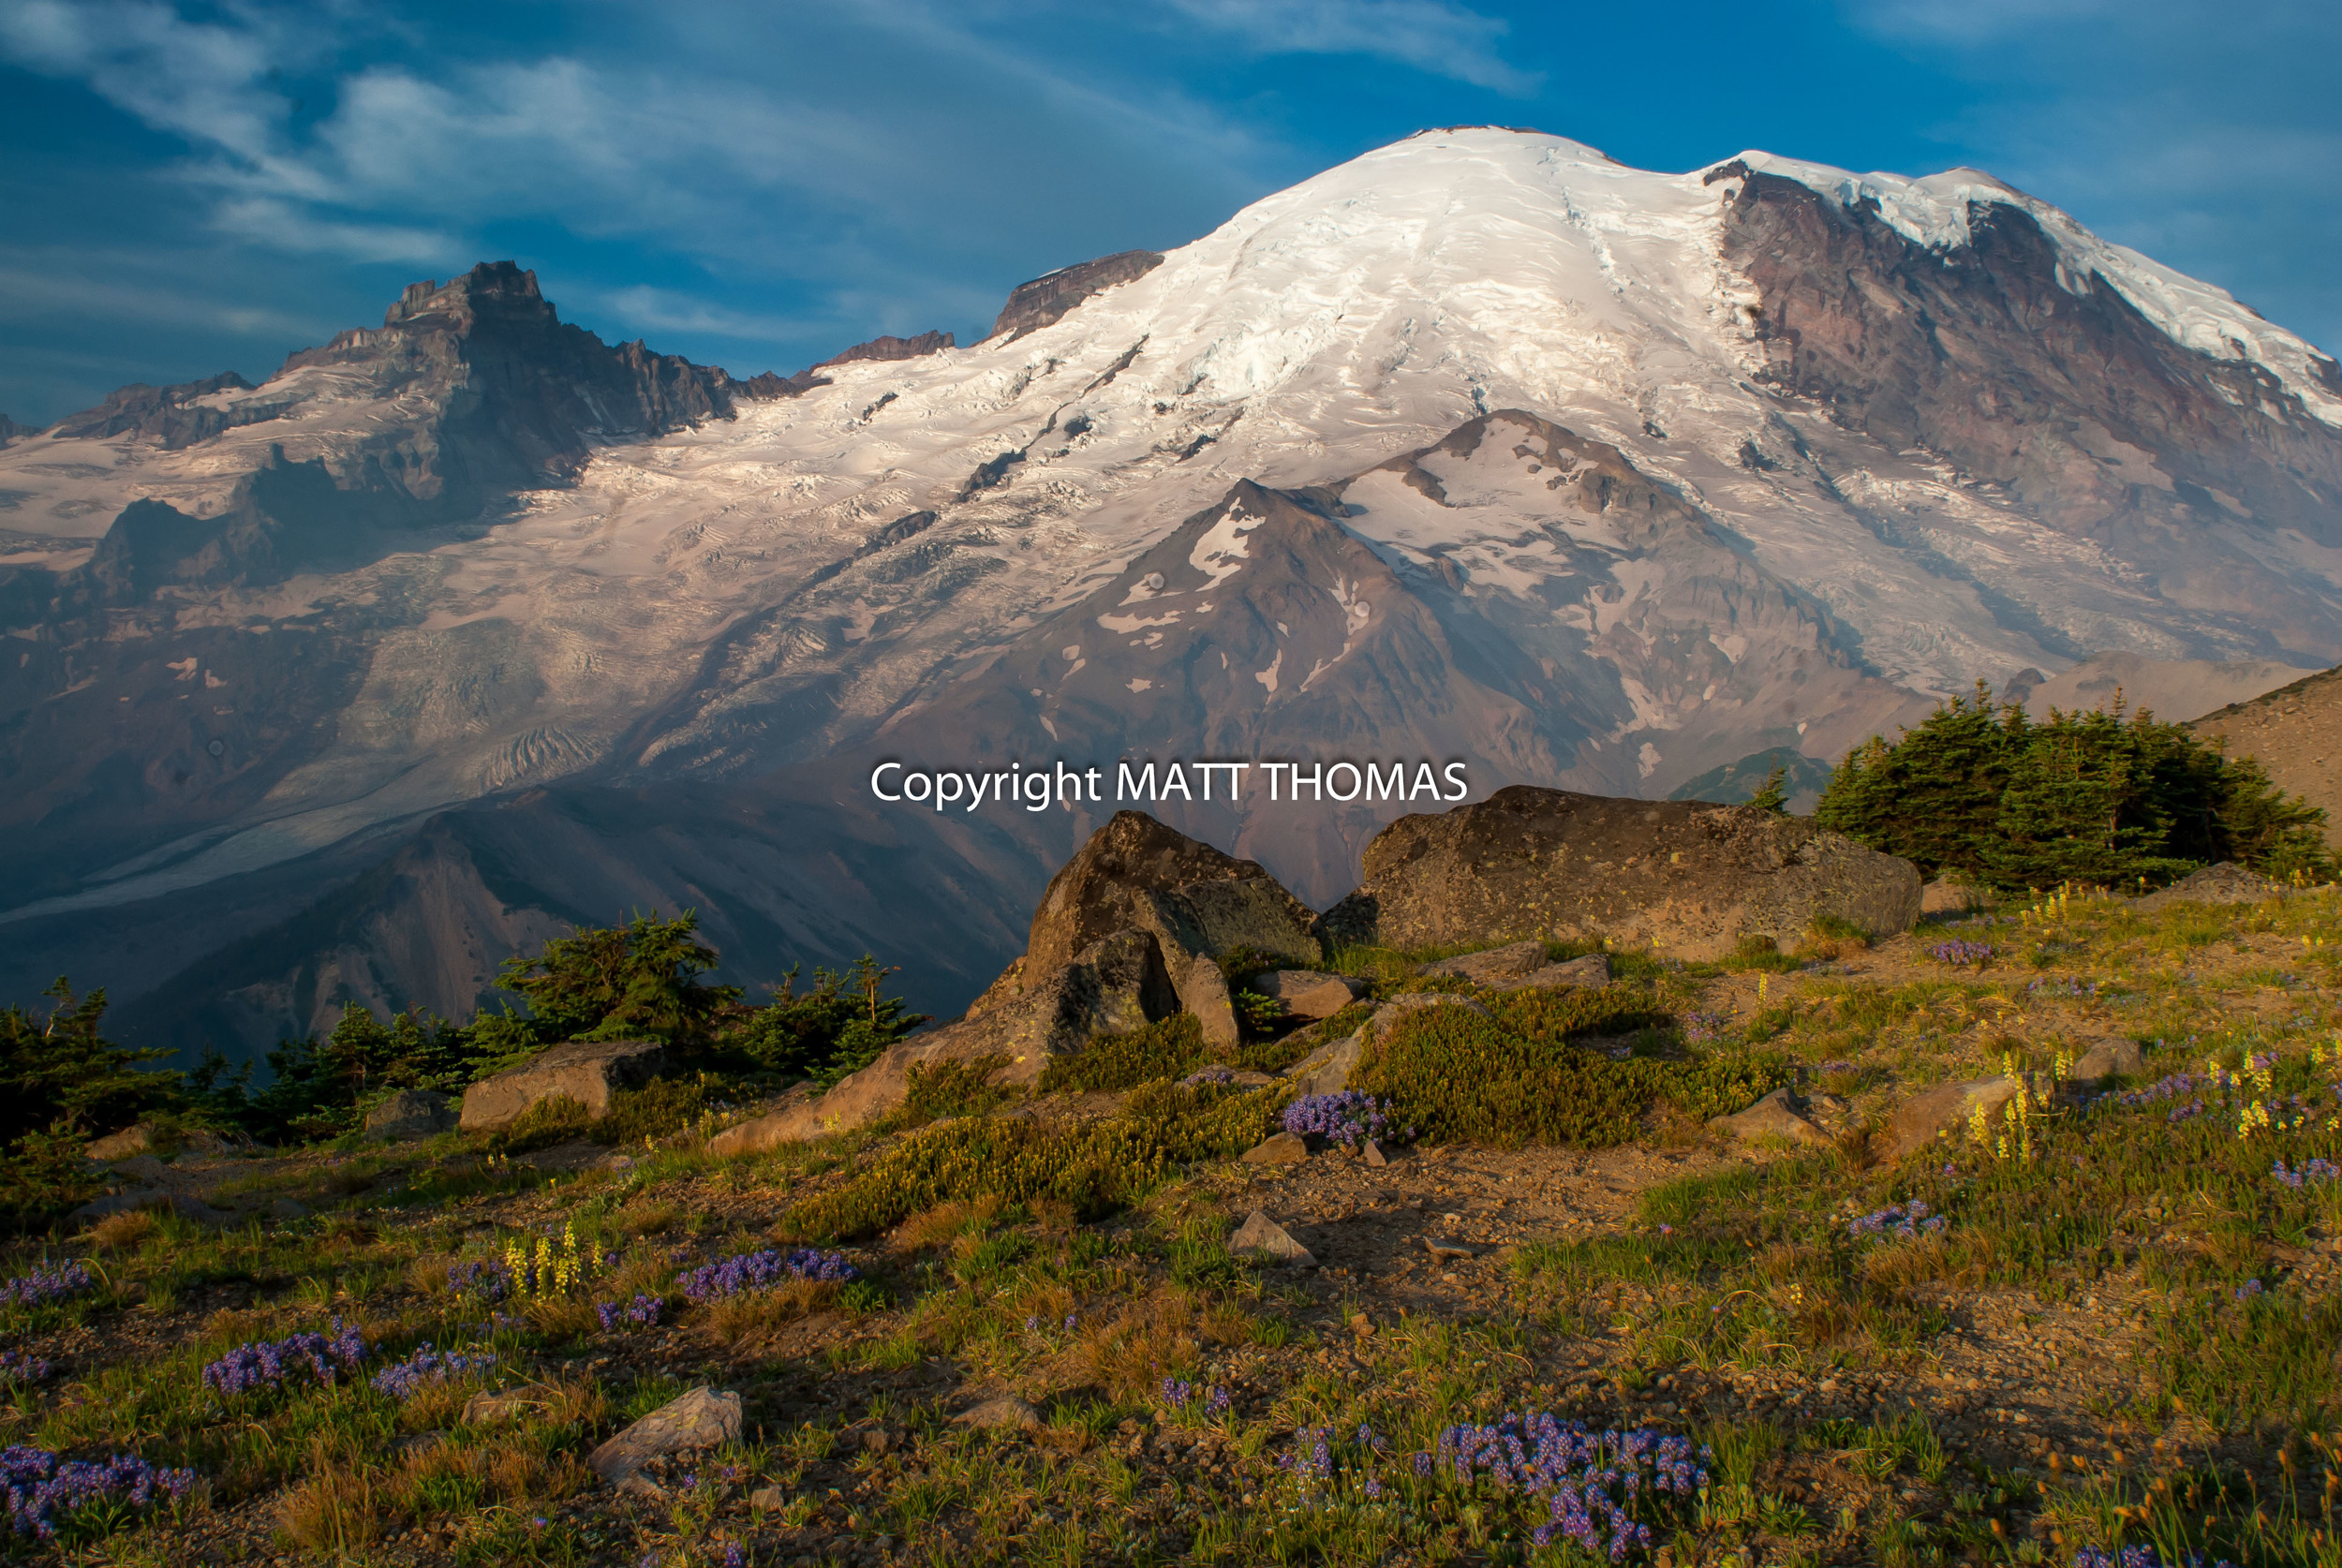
1164;0;1537;94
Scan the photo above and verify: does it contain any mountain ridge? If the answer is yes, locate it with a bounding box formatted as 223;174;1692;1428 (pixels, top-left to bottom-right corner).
3;126;2338;1057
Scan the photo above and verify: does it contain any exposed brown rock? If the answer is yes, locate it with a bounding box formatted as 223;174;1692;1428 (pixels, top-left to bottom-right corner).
1024;810;1319;981
984;250;1164;343
1884;1077;2023;1161
1228;1208;1316;1267
363;1087;455;1143
84;1125;156;1161
1251;969;1364;1020
708;928;1174;1153
1317;786;1920;960
587;1386;741;1495
1709;1087;1831;1146
457;1039;667;1133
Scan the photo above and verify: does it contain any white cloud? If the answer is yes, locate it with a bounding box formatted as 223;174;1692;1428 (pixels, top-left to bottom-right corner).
591;287;820;345
1164;0;1537;94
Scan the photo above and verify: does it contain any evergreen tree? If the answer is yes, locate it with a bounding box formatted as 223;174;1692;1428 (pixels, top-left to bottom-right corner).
1816;682;2335;888
1746;764;1790;814
495;910;743;1050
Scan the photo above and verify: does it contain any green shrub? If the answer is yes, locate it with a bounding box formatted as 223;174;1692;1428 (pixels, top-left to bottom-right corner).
1038;1015;1207;1094
1226;1002;1370;1074
902;1054;1015;1123
490;1094;595;1154
783;1078;1286;1239
592;1075;712;1146
1484;985;1675;1043
1349;1004;1784;1148
1232;988;1285;1037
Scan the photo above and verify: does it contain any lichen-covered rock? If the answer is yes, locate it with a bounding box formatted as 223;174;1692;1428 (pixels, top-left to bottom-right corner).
587;1386;741;1495
1023;810;1319;982
1709;1087;1831;1146
1228;1209;1316;1267
364;1088;455;1143
709;928;1174;1154
1317;786;1920;960
1883;1077;2023;1161
458;1039;667;1133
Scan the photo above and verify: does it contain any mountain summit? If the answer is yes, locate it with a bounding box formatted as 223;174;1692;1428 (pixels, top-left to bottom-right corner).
2;127;2335;1053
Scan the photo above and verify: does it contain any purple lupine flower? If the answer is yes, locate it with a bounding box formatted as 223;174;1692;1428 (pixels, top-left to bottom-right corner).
2;1446;197;1539
201;1321;367;1397
0;1351;50;1386
0;1262;95;1309
1928;940;1995;968
1282;1092;1409;1149
596;1294;665;1331
370;1344;496;1400
675;1248;855;1302
447;1260;510;1304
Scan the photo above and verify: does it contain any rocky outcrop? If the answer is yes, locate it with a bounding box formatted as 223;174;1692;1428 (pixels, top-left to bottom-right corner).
708;927;1175;1153
1024;811;1319;980
814;331;954;369
364;1088;455;1142
458;1039;668;1133
1317;787;1920;960
48;372;264;450
985;250;1164;342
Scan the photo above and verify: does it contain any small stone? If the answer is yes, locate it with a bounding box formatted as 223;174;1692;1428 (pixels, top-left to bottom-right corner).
1348;1312;1373;1337
587;1386;742;1495
952;1397;1041;1432
1361;1139;1388;1167
1240;1132;1309;1165
860;1427;892;1453
749;1485;786;1512
1228;1209;1317;1268
1425;1237;1476;1259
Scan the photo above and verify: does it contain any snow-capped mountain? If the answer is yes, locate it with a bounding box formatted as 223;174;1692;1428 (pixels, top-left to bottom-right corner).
4;126;2336;1054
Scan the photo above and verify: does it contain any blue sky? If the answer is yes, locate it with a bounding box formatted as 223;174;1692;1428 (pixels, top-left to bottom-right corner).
2;0;2336;426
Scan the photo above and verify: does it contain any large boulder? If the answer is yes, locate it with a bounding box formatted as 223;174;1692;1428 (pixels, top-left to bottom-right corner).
458;1040;667;1134
1316;787;1920;960
1024;810;1320;988
710;927;1175;1154
364;1088;456;1143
